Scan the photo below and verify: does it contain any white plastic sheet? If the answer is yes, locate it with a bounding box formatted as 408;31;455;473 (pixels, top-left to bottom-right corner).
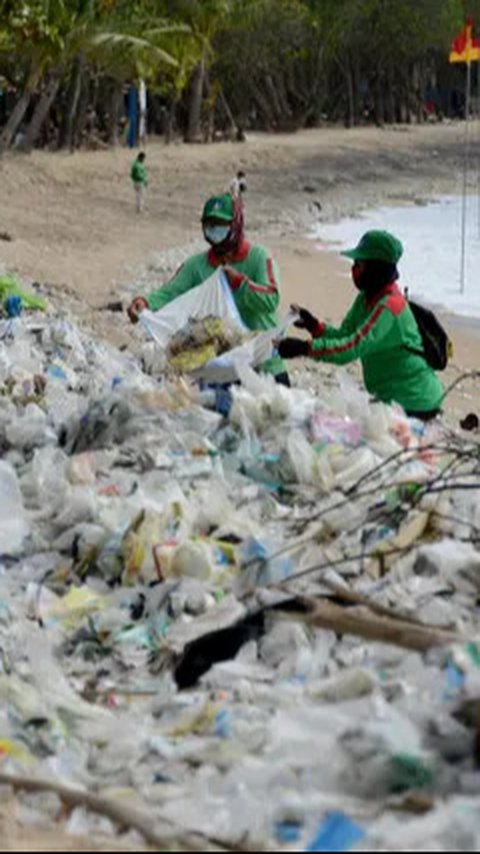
0;461;30;554
191;329;282;384
140;270;293;383
139;270;245;350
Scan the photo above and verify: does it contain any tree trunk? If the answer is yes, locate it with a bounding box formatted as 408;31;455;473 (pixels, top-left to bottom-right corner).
166;94;180;144
23;70;62;152
218;89;238;140
345;61;355;128
352;57;361;125
73;74;91;149
107;79;123;147
59;54;84;151
373;72;385;126
0;88;33;153
250;79;276;129
275;73;293;121
412;62;424;124
264;74;284;122
202;72;216;143
386;66;395;124
185;53;206;143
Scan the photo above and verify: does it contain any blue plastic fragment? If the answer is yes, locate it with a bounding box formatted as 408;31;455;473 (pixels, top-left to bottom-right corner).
215;387;233;417
306;812;365;853
4;295;22;318
444;662;466;699
47;364;68;382
275;821;302;843
214;708;232;738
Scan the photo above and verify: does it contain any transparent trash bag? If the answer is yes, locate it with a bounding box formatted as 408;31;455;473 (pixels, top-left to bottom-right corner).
0;461;30;555
140;270;245;351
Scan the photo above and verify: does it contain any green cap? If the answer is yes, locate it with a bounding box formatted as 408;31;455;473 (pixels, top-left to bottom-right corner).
342;230;404;264
202;193;235;222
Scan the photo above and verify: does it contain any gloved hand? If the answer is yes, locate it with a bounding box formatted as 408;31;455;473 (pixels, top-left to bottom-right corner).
127;296;148;324
291;303;323;336
277;338;309;359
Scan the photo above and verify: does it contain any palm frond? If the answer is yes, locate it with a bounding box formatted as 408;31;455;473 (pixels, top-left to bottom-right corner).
90;32;179;68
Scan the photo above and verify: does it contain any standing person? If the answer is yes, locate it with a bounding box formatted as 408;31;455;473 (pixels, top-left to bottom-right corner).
128;192;288;384
230;170;247;199
131;151;148;214
277;230;444;419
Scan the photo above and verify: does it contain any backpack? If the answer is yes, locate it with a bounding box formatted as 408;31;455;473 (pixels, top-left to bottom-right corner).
405;295;451;371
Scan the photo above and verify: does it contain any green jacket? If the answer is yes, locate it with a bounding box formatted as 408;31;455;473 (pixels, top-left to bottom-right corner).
131;160;148;186
146;241;284;375
308;284;444;414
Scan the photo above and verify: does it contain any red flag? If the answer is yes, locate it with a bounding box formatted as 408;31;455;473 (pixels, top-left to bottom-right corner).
450;17;480;63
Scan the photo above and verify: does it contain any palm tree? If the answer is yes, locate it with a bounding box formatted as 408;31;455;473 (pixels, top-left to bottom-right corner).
0;0;69;152
0;0;189;153
164;0;234;142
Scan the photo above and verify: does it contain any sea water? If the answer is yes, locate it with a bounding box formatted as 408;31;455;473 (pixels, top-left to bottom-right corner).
313;195;480;318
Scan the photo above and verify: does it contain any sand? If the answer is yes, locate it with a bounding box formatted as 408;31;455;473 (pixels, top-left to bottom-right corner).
0;122;476;293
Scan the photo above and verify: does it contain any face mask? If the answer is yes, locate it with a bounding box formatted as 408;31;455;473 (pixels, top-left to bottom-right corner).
352;260;398;293
204;224;231;246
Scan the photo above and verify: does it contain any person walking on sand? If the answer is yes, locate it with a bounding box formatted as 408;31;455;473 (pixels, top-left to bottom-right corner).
277;230;444;421
127;191;289;386
131;151;148;213
229;170;247;199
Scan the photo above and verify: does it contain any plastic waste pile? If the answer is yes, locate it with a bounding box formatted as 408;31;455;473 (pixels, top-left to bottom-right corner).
1;306;480;850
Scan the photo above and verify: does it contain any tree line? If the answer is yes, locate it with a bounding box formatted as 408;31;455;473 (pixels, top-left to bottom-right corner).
0;0;478;154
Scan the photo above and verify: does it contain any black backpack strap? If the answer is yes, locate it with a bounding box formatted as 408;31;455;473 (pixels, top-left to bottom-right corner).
404;345;427;359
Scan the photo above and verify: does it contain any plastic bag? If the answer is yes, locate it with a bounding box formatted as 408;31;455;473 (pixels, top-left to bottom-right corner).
306;813;365;853
311;412;362;447
5;403;56;450
160;539;216;582
21;446;68;510
192;312;296;384
0;461;30;555
141;271;293;383
140;270;245;351
0;275;47;311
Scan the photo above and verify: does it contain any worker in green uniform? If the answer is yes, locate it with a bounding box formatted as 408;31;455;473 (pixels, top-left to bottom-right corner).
277;230;444;420
131;152;148;213
128;192;288;385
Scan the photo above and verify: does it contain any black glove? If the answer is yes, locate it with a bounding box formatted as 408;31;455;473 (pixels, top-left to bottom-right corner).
277;338;309;359
293;306;320;336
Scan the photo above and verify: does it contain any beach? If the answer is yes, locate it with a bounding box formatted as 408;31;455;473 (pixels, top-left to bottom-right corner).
2;122;480;851
1;121;479;419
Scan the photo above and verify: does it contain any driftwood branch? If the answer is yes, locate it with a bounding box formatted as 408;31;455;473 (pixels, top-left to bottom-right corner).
298;600;463;652
0;774;233;852
306;576;456;632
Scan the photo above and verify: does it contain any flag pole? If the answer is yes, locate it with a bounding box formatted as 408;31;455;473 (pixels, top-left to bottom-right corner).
460;59;472;293
477;59;480;239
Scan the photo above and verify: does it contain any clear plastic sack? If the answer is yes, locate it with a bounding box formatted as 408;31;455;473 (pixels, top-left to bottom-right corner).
140;270;245;351
0;461;30;555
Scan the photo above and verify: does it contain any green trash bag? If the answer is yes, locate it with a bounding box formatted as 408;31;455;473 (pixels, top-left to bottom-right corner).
0;275;47;311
